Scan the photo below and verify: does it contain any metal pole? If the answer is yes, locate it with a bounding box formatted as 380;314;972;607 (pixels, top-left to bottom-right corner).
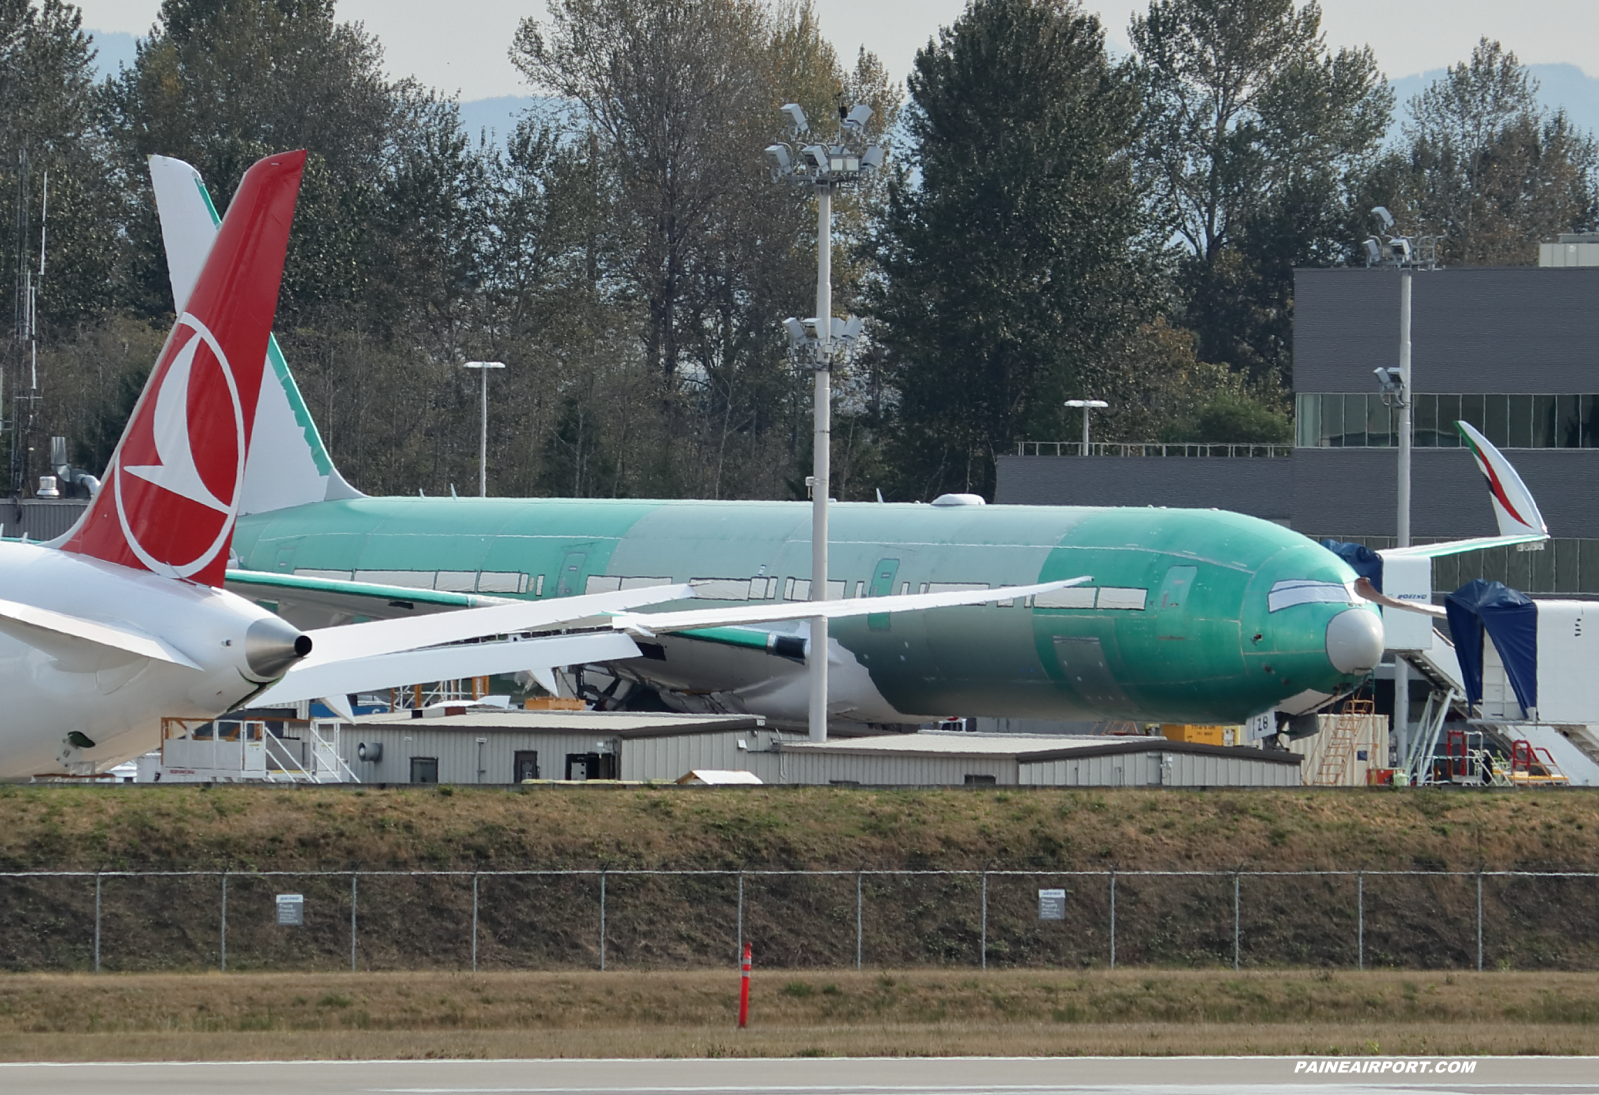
471;873;479;973
1233;873;1241;971
350;873;358;973
1081;405;1090;456
479;367;488;498
93;873;102;974
736;869;744;959
855;870;863;970
1394;267;1413;763
1476;871;1484;972
1109;870;1116;970
599;869;607;971
1357;870;1364;972
980;870;988;971
219;872;227;973
809;181;832;744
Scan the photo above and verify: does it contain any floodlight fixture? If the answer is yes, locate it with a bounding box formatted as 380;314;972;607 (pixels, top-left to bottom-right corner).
1064;400;1109;456
801;144;828;170
1374;366;1403;396
782;103;808;135
861;145;885;171
841;315;864;342
1392;237;1413;263
844;103;873;130
764;144;792;175
1372;206;1395;230
1362;238;1382;266
783;316;807;344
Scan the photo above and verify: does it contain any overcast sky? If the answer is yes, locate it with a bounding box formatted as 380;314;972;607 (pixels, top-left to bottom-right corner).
74;0;1599;103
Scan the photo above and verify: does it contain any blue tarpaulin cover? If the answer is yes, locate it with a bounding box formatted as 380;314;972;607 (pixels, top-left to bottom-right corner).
1444;579;1538;712
1320;540;1383;593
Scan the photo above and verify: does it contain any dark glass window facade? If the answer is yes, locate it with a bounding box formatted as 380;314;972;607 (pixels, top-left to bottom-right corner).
1296;394;1599;449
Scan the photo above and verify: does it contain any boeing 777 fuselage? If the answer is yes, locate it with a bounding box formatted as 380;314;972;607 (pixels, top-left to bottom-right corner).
230;496;1382;728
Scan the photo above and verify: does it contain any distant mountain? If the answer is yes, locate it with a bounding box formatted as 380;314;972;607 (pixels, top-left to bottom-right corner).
85;28;138;79
1389;63;1599;143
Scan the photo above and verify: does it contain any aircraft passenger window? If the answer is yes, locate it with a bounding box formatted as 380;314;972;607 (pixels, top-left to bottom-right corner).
899;582;909;595
534;574;545;596
855;581;865;598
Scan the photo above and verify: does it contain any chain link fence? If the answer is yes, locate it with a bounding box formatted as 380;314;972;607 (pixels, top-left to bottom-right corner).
3;868;1597;973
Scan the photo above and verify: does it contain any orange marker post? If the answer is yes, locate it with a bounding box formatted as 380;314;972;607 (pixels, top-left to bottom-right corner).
738;942;752;1028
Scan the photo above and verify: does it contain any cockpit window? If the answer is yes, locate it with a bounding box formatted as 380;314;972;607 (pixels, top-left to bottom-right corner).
1268;579;1357;613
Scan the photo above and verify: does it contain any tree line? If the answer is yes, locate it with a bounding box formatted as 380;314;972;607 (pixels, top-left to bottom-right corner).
3;0;1595;503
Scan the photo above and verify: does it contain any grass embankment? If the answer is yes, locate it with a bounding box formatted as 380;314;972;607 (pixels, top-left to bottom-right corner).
1;782;1596;872
0;968;1596;1060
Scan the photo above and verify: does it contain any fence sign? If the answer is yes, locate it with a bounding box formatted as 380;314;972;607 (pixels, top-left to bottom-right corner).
275;893;304;926
1038;888;1066;920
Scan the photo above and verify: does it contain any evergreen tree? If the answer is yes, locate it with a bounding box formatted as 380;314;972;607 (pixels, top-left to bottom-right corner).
873;0;1153;499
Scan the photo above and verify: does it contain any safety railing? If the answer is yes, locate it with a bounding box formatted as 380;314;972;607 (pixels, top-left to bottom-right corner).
1015;441;1292;458
4;867;1597;974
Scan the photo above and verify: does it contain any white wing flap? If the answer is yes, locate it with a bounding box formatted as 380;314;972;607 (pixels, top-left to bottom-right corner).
301;584;696;664
254;632;640;709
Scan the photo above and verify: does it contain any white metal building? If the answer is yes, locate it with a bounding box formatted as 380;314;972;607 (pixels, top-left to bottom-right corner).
342;709;790;784
775;732;1303;788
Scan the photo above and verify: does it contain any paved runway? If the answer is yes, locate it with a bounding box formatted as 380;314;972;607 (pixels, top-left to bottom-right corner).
2;1057;1597;1095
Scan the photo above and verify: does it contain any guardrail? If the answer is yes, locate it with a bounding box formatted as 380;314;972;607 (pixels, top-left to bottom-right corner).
1015;441;1292;458
4;866;1595;974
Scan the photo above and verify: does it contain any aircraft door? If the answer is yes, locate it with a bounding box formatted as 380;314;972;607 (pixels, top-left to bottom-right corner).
867;558;900;631
555;552;587;597
1156;565;1197;639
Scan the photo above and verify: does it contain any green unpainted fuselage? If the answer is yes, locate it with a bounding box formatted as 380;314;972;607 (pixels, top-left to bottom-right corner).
232;498;1375;726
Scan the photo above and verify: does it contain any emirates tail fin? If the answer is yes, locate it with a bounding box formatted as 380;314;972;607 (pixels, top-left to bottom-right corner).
60;150;306;586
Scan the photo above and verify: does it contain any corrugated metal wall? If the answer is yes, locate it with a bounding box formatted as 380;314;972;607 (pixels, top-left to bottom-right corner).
345;726;620;784
776;751;1020;786
343;726;789;784
619;730;787;783
1019;749;1299;787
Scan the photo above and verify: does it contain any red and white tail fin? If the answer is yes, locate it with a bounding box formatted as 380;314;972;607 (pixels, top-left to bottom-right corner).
1456;420;1548;539
60;150;305;586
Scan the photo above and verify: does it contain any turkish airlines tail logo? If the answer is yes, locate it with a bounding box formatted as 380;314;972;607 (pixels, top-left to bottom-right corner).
62;151;306;586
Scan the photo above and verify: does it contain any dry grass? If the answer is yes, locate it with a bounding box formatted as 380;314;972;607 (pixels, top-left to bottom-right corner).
0;968;1596;1060
2;783;1598;873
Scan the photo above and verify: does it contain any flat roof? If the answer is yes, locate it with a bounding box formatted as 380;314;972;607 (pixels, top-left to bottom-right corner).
779;731;1302;766
352;709;770;739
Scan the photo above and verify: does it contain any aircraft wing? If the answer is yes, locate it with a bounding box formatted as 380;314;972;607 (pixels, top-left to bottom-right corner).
243;577;1087;719
0;596;202;669
251;632;641;714
225;569;515;619
1378;421;1549;560
608;576;1090;636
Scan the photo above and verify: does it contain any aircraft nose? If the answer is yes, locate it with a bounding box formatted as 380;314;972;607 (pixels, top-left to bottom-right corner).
1325;608;1383;675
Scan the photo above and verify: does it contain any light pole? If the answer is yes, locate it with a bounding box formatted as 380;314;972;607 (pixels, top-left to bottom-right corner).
1365;208;1434;766
461;361;505;497
767;102;884;742
1065;399;1108;456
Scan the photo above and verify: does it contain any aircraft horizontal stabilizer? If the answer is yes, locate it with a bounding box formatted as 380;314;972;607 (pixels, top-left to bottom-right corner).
300;584;696;665
252;632;640;712
225;569;516;618
607;576;1091;637
0;597;200;668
